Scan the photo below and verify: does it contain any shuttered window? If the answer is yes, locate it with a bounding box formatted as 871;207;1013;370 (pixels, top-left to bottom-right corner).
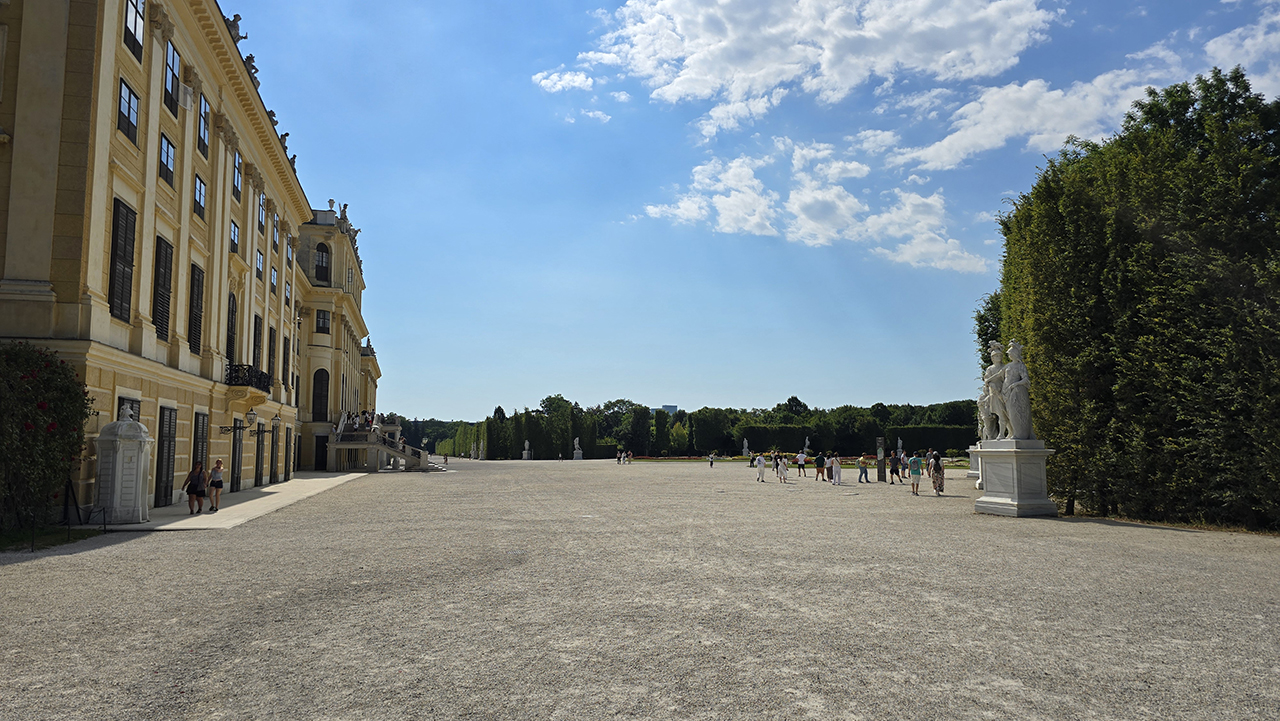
188;264;204;355
163;42;181;116
226;294;238;362
123;0;145;62
268;327;277;380
117;80;139;144
233;152;242;201
155;406;177;508
152;237;173;341
108;199;136;321
194;412;210;471
197;95;210;156
252;315;263;369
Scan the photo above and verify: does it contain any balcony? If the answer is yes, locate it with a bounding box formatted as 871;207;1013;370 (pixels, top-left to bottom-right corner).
225;364;272;393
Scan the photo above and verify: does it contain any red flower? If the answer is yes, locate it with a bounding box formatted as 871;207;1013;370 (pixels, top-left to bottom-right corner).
37;401;48;410
23;422;34;430
46;422;58;432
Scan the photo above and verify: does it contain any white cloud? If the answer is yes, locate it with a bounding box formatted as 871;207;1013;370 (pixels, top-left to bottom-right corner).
645;140;987;270
611;91;633;102
852;129;901;154
1205;2;1280;97
905;174;929;185
874;88;957;118
867;190;989;272
582;109;612;122
576;0;1058;137
532;69;595;92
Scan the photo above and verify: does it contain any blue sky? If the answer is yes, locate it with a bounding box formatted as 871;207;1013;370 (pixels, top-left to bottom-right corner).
237;0;1280;420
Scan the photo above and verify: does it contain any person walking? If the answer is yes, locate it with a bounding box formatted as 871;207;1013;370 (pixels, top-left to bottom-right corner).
756;454;768;482
857;454;870;483
779;455;789;483
830;454;842;485
182;461;208;515
889;451;901;485
814;452;826;482
929;451;946;496
207;459;225;512
796;451;807;477
708;452;715;468
908;451;923;496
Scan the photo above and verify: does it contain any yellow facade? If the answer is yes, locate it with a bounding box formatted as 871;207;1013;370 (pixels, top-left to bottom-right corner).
0;0;378;510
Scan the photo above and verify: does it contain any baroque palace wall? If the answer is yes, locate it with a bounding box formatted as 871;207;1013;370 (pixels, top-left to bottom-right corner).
0;0;379;512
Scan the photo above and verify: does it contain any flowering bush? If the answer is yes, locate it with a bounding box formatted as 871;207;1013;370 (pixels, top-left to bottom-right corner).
0;343;95;529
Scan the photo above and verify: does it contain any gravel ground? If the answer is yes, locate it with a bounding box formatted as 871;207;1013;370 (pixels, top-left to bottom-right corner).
2;459;1278;720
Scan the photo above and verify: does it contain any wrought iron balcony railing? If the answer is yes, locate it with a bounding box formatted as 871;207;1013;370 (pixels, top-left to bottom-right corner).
225;364;272;393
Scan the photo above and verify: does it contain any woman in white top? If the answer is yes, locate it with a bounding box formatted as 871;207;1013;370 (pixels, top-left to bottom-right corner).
755;454;767;482
778;455;788;483
830;454;842;485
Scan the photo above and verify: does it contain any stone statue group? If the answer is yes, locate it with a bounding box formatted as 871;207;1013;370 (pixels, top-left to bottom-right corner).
978;339;1035;441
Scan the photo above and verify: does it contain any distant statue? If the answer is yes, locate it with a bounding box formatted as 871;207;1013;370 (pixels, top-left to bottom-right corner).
803;436;811;453
742;438;750;457
524;440;530;452
328;199;335;211
981;340;1010;440
573;437;582;452
243;54;260;88
1002;340;1036;440
289;154;296;169
267;110;278;127
224;14;248;44
350;227;360;241
340;203;349;222
279;132;289;152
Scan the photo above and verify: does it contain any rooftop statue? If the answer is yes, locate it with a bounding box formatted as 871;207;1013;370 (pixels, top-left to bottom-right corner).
224;14;248;44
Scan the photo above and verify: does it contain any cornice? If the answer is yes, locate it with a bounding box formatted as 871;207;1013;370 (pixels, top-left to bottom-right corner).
189;0;310;224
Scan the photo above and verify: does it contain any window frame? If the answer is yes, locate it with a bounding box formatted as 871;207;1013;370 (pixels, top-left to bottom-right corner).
230;220;240;254
272;214;279;252
316;309;331;335
197;95;210;156
193;175;206;220
258;194;266;233
255;250;264;280
163;42;181;116
233;152;242;201
158;134;176;186
122;0;145;62
270;266;278;295
117;79;140;144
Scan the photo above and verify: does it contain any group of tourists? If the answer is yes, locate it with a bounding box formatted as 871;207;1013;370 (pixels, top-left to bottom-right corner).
180;459;225;514
617;450;634;464
747;448;949;496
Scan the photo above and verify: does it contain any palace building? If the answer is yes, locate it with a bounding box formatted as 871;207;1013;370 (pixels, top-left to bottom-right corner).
0;0;380;512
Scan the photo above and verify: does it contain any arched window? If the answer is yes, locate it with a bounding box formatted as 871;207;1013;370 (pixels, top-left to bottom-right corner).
311;368;329;423
226;293;237;362
315;243;330;283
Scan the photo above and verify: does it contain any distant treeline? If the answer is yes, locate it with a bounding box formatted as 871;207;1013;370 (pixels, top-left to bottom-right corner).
393;395;978;459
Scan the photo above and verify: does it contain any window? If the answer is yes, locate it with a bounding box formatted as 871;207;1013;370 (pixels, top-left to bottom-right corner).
226;293;238;362
158;134;175;186
284;282;291;307
230;221;240;254
117;79;139;144
255;251;264;280
252;315;263;369
316;309;330;334
233;152;242;201
123;0;145;61
197;95;210;156
315;243;330;283
270;267;278;294
258;194;266;232
152;237;173;341
268;327;277;380
188;264;204;355
272;214;279;252
193;175;206;219
108;198;137;321
163;42;181;116
286;241;293;268
312;369;329;422
194;412;210;471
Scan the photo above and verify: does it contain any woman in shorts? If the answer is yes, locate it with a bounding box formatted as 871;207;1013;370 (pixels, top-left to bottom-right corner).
182;461;209;515
207;459;225;512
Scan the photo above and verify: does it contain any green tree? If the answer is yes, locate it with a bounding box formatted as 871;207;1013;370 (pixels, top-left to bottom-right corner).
995;67;1280;528
0;343;95;531
652;408;670;456
670;422;689;455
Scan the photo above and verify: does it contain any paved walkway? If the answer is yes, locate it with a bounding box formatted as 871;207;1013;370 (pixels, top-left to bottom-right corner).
76;470;371;531
3;459;1278;720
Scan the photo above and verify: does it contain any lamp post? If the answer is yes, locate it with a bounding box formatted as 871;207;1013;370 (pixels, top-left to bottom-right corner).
220;407;258;435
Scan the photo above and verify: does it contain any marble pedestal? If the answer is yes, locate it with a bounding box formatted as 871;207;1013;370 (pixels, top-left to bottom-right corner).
971;439;1057;517
573;450;584;460
967;446;982;489
522;451;531;460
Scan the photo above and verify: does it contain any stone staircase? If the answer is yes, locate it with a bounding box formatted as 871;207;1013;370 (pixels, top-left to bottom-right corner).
329;429;446;472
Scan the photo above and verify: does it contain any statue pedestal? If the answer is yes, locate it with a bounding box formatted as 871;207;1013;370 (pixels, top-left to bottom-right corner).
522;451;531;460
967;446;982;489
573;450;583;461
972;440;1057;517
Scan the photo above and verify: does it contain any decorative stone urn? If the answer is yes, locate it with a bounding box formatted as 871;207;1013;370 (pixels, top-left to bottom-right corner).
93;407;155;524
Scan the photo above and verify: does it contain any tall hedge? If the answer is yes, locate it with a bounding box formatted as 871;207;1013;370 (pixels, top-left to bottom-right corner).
997;67;1280;528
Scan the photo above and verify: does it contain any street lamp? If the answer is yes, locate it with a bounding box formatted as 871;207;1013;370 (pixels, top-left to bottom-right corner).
245;407;258;425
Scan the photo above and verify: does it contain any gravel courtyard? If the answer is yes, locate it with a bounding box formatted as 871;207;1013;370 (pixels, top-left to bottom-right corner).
2;459;1278;720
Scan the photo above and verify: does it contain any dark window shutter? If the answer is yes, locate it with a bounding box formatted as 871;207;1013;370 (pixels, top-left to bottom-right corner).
226;294;238;362
109;199;137;321
268;327;277;380
188;264;204;355
153;238;173;340
194;412;210;471
312;369;329;422
252;315;263;369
